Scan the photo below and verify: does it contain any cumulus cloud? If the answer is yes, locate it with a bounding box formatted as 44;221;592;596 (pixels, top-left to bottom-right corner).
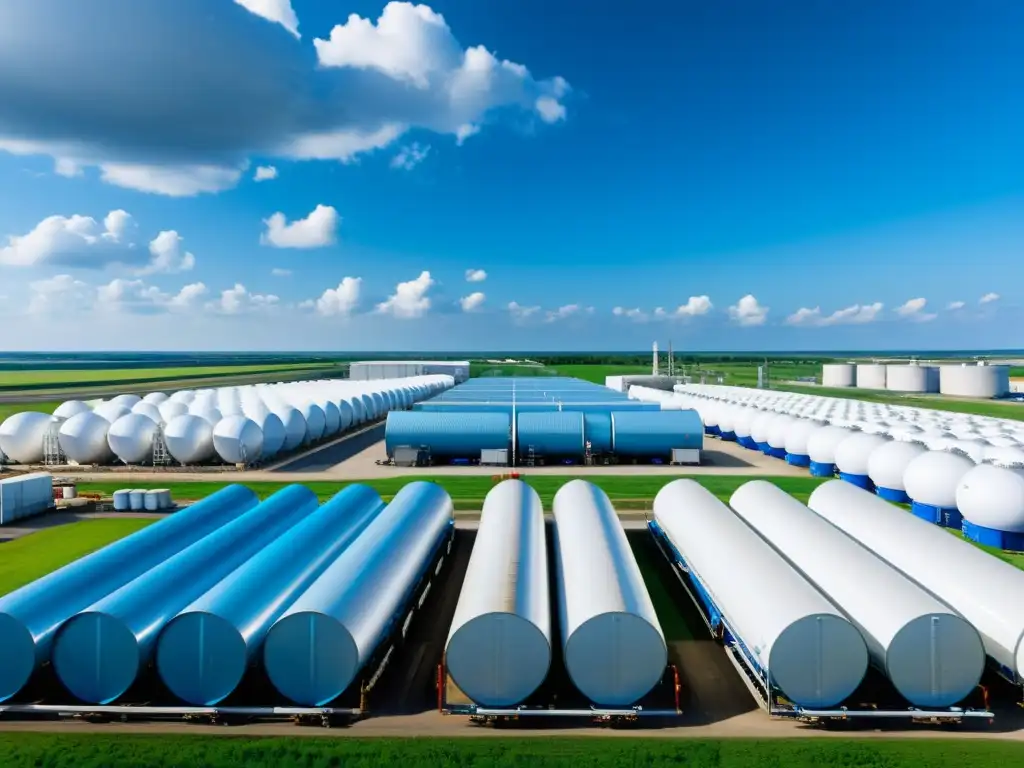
947;300;966;311
545;304;593;322
895;297;937;322
28;274;208;315
785;302;883;327
313;277;362;317
390;142;430;170
668;295;712;318
376;270;434;318
139;231;196;275
728;294;768;327
254;165;278;181
212;283;280;315
459;291;485;312
260;204;339;249
0;1;568;195
465;268;487;283
980;292;1000;304
0;210;135;268
27;274;92;314
508;301;540;323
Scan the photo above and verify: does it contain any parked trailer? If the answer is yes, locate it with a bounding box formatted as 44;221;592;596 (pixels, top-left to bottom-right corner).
730;481;987;709
263;482;455;706
52;485;320;704
808;479;1024;692
652;479;869;711
0;485;258;703
156;484;387;706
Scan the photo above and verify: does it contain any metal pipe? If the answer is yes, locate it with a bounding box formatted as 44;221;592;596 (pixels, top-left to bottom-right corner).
773;706;993;720
465;707;681;717
0;704;361;716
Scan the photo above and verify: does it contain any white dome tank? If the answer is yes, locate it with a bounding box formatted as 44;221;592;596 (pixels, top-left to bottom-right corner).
92;401;132;424
958;464;1024;550
945;439;987;463
158;400;189;422
213;415;264;464
834;432;889;488
131;402;164;424
749;411;775;447
190;405;223;426
716;405;737;439
984;446;1024;466
163;414;215;464
299;403;326;443
766;415;796;457
58;411;115;464
783;419;823;467
53;400;92;420
731;407;757;448
109;393;142;409
321;401;341;436
142;392;169;405
107;413;159;464
867;440;928;502
337;401;354;432
169;390;197;405
256;412;286;458
903;450;975;527
0;411;53;463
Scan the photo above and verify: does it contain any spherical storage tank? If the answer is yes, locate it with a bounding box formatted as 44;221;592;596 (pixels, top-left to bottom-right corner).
107;413;159;464
131;401;163;424
163;415;215;464
855;364;887;390
766;415;796;459
886;365;939;393
553;480;666;705
807;425;854;477
384;412;510;459
654;479;867;708
0;412;53;464
730;481;984;707
939;364;1011;399
834;432;888;489
53;400;92;420
92;401;132;424
903;450;975;527
783;419;823;467
610;410;703;458
750;411;775;453
446;480;551;707
731;407;758;450
159;400;190;423
822;364;855;388
212;416;264;464
957;464;1024;551
58;412;114;464
867;440;927;503
516;412;584;459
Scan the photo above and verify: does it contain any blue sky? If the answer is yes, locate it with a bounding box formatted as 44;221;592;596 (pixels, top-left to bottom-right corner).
0;0;1020;352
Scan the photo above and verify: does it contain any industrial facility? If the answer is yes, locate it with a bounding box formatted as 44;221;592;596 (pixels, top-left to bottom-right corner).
349;360;470;383
383;376;703;466
821;361;1011;398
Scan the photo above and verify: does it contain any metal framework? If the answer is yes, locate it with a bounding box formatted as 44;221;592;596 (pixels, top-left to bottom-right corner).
42;423;66;466
151;425;171;466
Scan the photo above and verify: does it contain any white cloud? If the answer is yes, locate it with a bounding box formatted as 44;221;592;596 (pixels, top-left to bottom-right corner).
99;162;246;197
785;302;883;327
212;284;280;315
284;125;407;163
980;292;1000;304
728;294;768;327
233;0;300;38
390;143;431;170
254;165;278;182
895;297;937;322
670;295;712;318
376;271;434;318
27;274;92;314
260;204;339;249
271;267;292;277
54;158;82;178
546;304;585;322
535;96;566;123
459;291;485;312
947;300;966;311
612;306;647;321
465;268;487;283
455;124;481;145
314;277;362;317
167;282;209;309
508;301;540;322
0;209;137;268
138;230;196;275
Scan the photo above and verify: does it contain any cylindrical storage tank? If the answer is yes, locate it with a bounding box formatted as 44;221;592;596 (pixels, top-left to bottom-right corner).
552;480;665;706
808;480;1024;685
273;408;306;452
263;482;454;706
766;415;796;459
957;464;1024;551
834;432;888;489
732;407;758;450
749;411;775;453
112;490;130;512
53;400;92;420
886;365;938;393
0;485;258;702
856;364;887;389
143;490;161;511
903;450;975;527
212;416;264;464
0;412;53;464
867;440;928;502
716;405;737;441
158;400;189;423
654;480;868;708
446;480;550;707
107;413;159;464
58;412;114;465
783;419;822;467
384;412;510;459
163;414;215;465
61;485;77;500
158;489;173;509
128;489;146;510
52;485;319;704
516;411;584;459
730;481;984;707
582;411;612;453
609;410;703;458
337;400;354;432
822;364;855;388
252;413;285;459
156;485;386;706
939;365;1011;399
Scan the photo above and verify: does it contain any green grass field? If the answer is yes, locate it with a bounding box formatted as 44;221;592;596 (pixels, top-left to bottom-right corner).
0;363;336;388
1;734;1020;767
0;400;60;423
0;518;155;595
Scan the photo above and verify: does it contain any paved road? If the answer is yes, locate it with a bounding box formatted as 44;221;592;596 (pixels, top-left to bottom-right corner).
271;424;386;473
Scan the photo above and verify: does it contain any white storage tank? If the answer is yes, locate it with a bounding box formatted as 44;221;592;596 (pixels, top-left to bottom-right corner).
53;401;92;420
553;480;666;706
163;415;215;465
128;489;146;511
654;479;868;708
808;479;1024;687
92;401;132;425
58;412;115;465
144;490;161;511
783;419;823;467
939;364;1011;399
957;464;1024;551
212;416;264;465
445;480;550;707
158;400;190;423
834;432;888;489
0;412;53;464
730;481;985;707
766;415;796;459
716;405;737;441
107;414;159;465
903;450;975;527
731;407;758;450
112;489;131;511
856;364;887;390
131;402;164;424
749;411;775;453
822;364;855;388
867;440;928;503
885;365;939;393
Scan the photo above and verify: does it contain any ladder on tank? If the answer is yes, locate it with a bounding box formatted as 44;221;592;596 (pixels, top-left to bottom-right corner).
525;445;536;467
151;426;171;467
584;440;594;466
42;424;66;466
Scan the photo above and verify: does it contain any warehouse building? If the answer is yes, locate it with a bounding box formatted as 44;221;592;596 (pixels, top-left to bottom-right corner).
349;360;470;383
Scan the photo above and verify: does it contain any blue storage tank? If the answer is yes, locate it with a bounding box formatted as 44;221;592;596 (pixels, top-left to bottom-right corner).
516;411;585;458
385;412;510;459
0;484;258;703
583;412;613;453
156;484;385;705
610;410;704;457
51;485;319;704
